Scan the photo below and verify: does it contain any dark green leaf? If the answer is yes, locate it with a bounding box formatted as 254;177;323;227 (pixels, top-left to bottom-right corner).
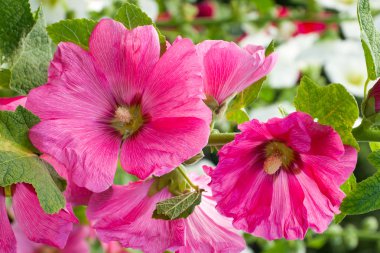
335;174;356;223
0;69;11;88
341;171;380;214
294;76;359;149
0;0;34;58
0;107;65;213
358;0;380;80
47;18;97;50
115;2;166;54
153;191;202;220
9;8;52;94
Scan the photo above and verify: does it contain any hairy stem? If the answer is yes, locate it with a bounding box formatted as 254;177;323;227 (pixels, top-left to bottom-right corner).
177;165;199;191
208;133;237;146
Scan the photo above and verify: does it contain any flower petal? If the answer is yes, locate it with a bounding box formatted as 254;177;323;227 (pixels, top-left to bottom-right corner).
87;181;185;252
0;189;16;253
12;184;77;249
0;96;27;111
120;117;210;179
29;120;121;192
89;19;160;105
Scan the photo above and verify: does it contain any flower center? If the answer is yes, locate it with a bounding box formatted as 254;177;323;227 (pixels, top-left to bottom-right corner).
263;141;295;175
111;105;144;139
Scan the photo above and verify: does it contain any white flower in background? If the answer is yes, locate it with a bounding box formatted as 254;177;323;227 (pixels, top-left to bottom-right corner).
249;102;295;122
317;0;357;13
138;0;159;21
269;34;319;88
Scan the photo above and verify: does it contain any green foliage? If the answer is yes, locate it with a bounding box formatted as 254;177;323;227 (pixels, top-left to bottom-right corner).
358;0;380;80
115;2;166;54
47;18;97;50
153;190;202;220
250;0;275;14
9;8;52;94
0;0;34;59
0;107;65;214
294;76;359;149
340;171;380;214
335;174;357;223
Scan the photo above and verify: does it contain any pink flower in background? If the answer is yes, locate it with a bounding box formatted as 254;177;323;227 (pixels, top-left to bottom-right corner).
0;184;77;253
196;1;215;18
87;175;245;253
0;96;26;111
26;18;211;192
209;112;357;240
197;40;277;106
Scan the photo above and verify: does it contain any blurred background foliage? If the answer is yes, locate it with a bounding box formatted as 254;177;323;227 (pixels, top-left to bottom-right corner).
14;0;380;252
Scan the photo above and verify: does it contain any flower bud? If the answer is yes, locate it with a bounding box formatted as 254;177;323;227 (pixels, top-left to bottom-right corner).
364;79;380;119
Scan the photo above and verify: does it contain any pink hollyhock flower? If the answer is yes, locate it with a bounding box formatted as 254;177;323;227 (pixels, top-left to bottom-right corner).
14;224;89;253
0;184;77;253
87;175;245;253
209;112;358;240
0;96;27;111
26;18;211;192
197;40;277;107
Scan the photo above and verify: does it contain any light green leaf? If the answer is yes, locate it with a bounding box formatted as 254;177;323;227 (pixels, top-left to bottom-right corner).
294;76;359;149
115;2;166;54
340;171;380;214
358;0;380;80
0;107;65;213
335;174;356;223
47;18;97;50
226;108;250;124
0;0;34;59
153;191;202;220
9;8;52;95
370;142;380;151
251;0;275;14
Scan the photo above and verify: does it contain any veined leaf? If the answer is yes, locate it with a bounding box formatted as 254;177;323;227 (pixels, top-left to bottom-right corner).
153;190;202;220
0;107;65;213
294;76;359;149
335;174;356;223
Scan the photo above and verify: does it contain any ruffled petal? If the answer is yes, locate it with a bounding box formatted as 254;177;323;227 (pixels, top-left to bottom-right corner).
120;117;209;179
12;184;77;249
0;189;16;253
89;19;160;105
87;180;185;252
29;120;121;192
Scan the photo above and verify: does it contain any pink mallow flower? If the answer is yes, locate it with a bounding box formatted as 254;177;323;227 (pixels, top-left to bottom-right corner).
0;96;27;111
0;184;77;253
197;40;277;107
87;175;245;253
209;112;358;240
26;19;211;192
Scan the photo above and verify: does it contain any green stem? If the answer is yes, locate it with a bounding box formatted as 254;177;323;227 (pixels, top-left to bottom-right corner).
364;77;371;99
156;15;356;27
177;165;199;191
208;133;237;146
356;230;380;240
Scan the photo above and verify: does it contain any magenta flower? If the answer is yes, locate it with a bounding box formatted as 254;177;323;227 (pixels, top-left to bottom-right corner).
197;40;277;106
26;19;211;192
87;175;245;253
0;184;77;253
209;112;357;240
0;96;26;111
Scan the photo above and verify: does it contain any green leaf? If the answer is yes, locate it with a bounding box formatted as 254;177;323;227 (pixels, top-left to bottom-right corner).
340;171;380;214
47;18;97;50
370;142;380;151
251;0;275;15
294;76;359;149
335;174;356;223
115;2;166;54
226;108;250;124
0;107;65;213
0;0;34;59
0;69;11;89
358;0;380;80
368;150;380;168
9;8;52;95
153;190;202;220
